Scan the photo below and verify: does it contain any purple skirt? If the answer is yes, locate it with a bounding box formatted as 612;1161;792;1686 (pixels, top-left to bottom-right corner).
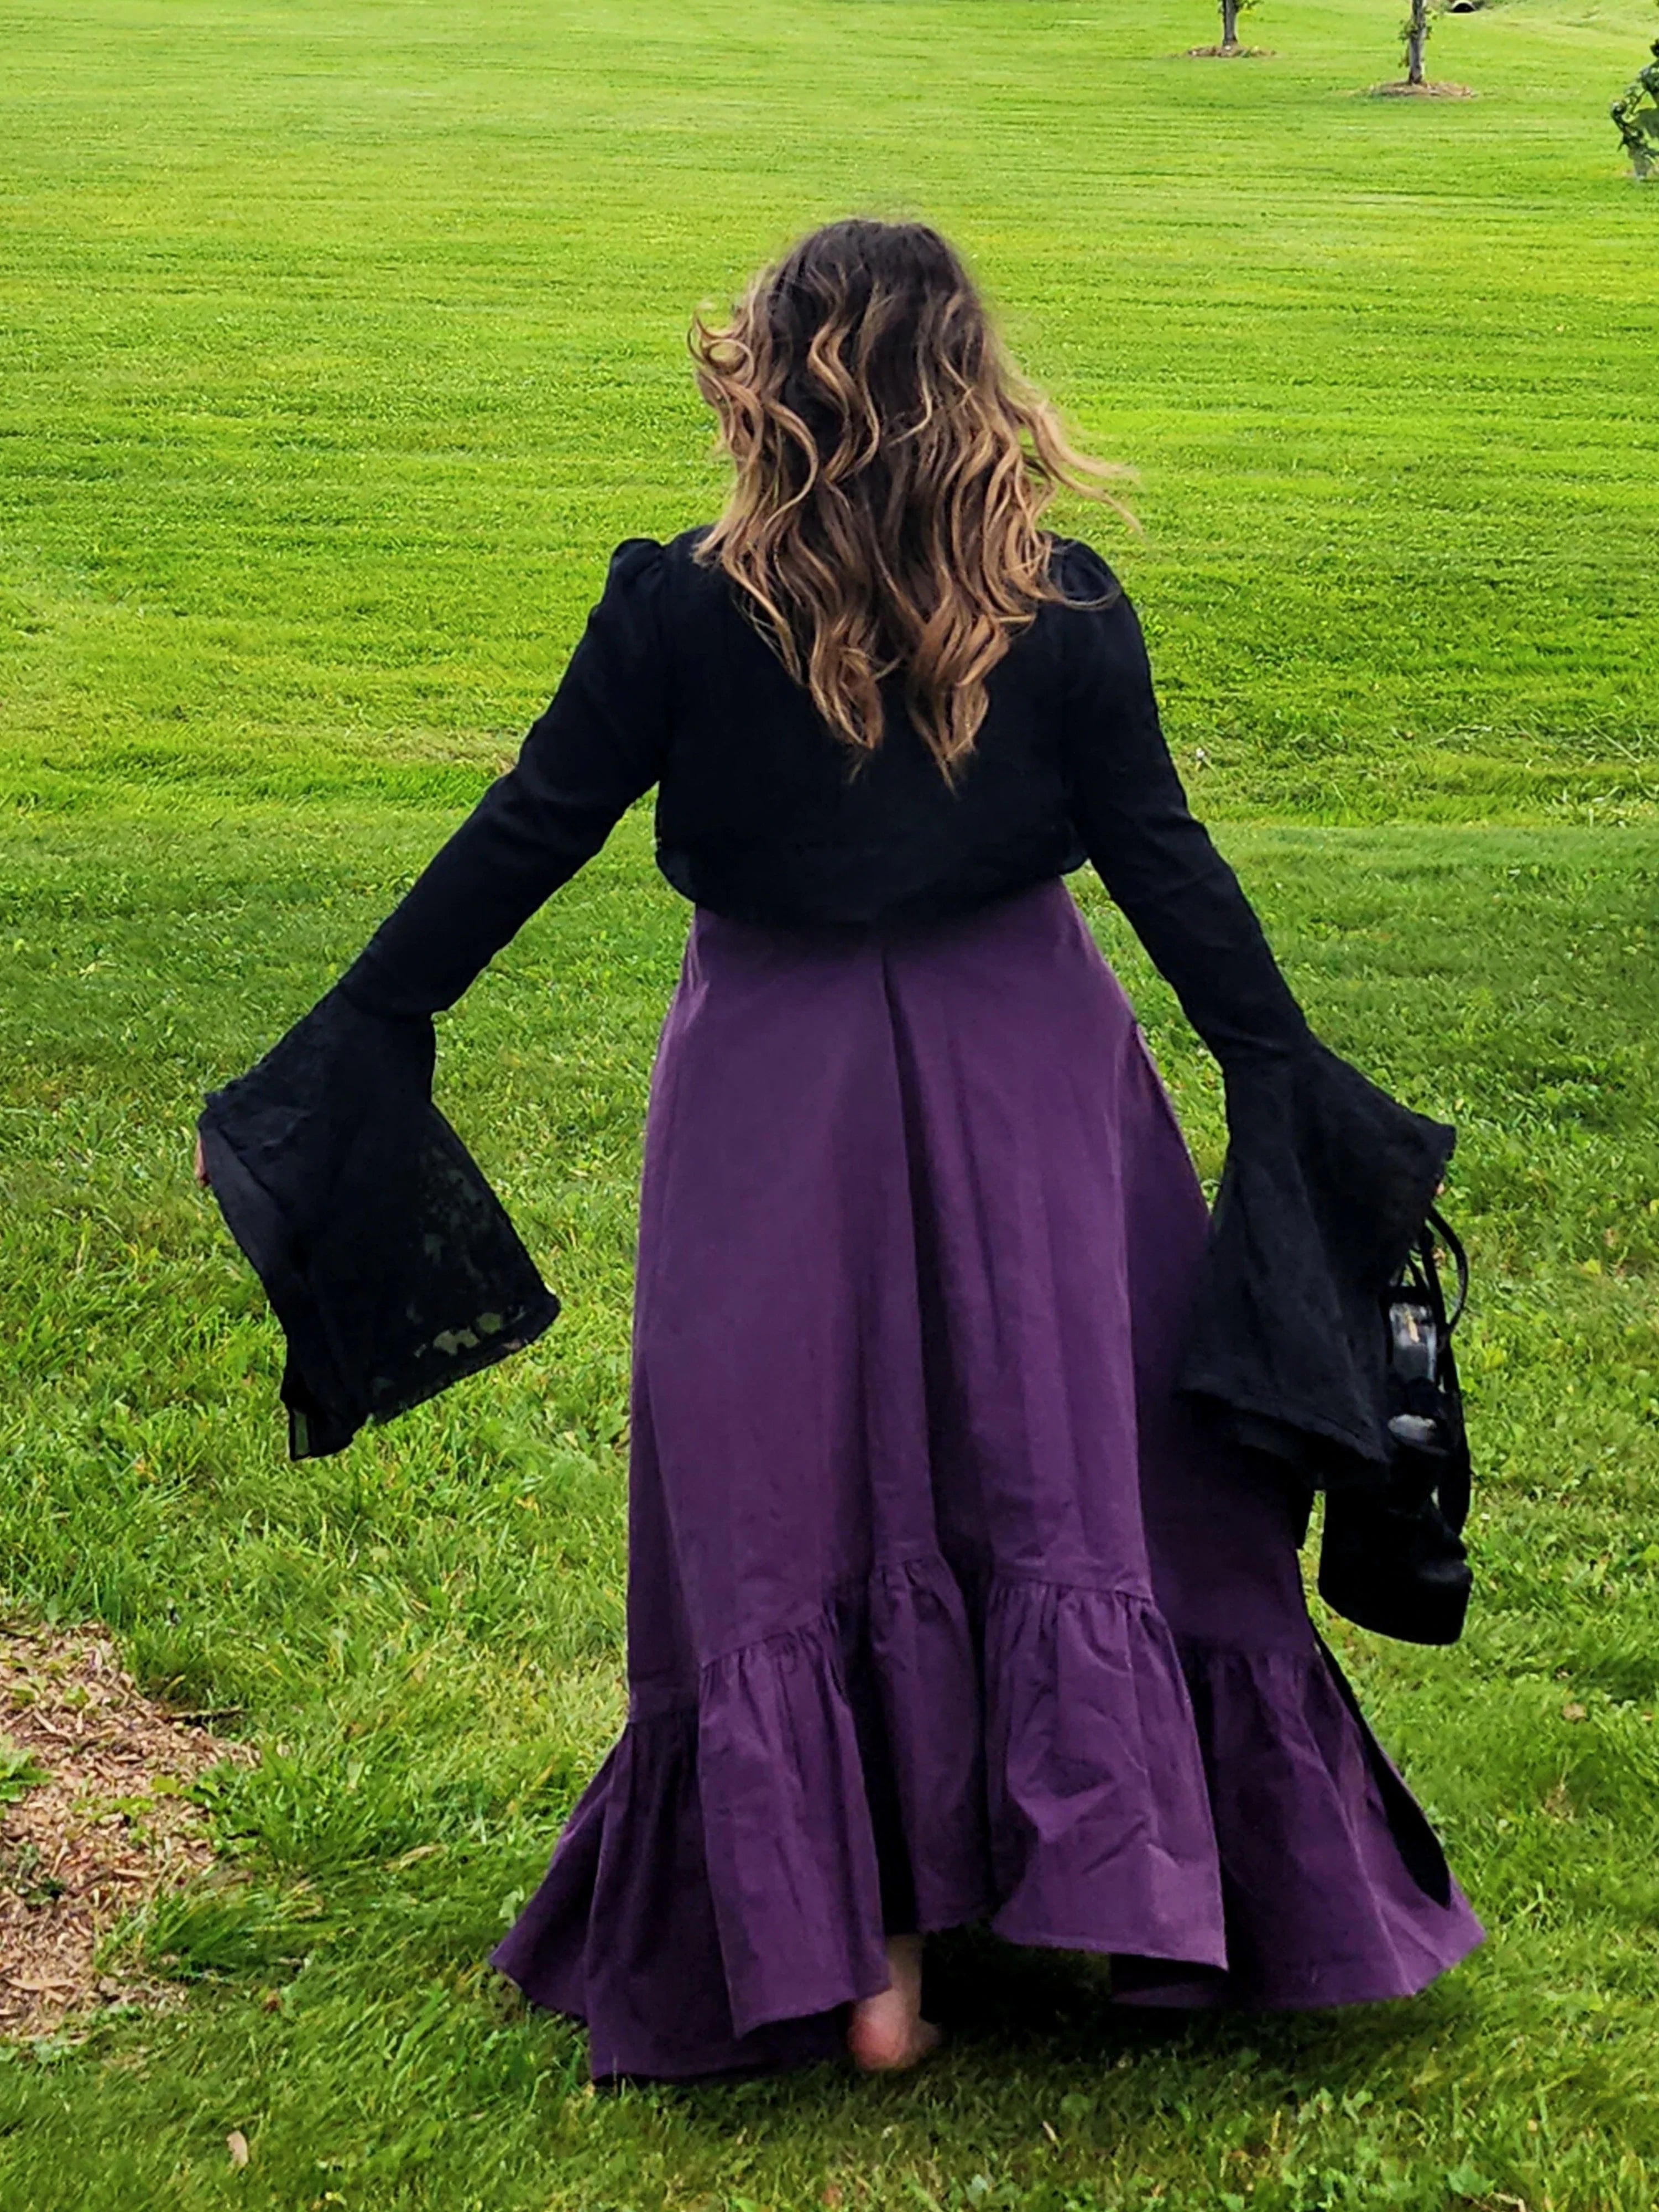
492;879;1481;2079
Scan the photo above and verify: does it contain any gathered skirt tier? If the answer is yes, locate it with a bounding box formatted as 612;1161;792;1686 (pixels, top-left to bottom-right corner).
491;879;1481;2079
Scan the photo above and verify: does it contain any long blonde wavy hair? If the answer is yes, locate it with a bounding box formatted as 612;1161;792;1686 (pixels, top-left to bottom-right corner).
691;219;1129;779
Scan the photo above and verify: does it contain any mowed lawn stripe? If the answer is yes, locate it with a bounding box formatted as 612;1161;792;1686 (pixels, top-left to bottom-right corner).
0;0;1653;817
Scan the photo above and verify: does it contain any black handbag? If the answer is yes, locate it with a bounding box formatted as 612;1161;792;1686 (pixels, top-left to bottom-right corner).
1317;1207;1474;1646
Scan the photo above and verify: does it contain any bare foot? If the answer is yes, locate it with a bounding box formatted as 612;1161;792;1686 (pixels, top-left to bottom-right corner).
846;1934;942;2073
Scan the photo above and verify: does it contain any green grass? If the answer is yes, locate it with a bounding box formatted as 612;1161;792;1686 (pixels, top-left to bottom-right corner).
1;0;1657;2205
3;811;1658;2210
1;0;1655;823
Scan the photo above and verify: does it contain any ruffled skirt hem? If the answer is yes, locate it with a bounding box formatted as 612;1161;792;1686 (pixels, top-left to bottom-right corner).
491;1557;1481;2080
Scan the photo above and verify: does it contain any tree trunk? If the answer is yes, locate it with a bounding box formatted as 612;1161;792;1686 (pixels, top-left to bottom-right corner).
1406;0;1428;84
1220;0;1240;48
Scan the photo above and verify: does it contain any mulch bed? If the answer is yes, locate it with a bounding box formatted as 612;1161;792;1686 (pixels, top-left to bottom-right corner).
1367;80;1479;97
1;1619;252;2038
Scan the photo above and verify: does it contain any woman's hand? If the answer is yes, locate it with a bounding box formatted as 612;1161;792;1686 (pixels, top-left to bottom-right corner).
194;1132;211;1189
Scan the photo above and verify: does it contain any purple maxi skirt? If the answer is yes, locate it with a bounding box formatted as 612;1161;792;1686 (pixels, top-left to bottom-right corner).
492;879;1482;2079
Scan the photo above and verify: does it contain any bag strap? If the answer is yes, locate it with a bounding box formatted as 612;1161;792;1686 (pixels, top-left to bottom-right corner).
1436;1334;1473;1537
1422;1204;1468;1332
1411;1204;1474;1540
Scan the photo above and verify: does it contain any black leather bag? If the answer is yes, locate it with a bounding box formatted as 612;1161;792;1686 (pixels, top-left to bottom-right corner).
1317;1208;1473;1646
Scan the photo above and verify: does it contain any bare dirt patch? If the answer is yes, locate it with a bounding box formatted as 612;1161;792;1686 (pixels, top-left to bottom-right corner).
1185;43;1272;56
1;1618;253;2038
1366;80;1479;97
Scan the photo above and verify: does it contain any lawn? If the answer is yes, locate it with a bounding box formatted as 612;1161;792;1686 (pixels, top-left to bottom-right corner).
1;0;1657;2205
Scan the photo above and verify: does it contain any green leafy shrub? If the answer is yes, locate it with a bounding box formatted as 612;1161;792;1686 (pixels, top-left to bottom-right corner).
1611;5;1659;178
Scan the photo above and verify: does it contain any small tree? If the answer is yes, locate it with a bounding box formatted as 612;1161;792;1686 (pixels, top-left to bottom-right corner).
1610;8;1659;178
1218;0;1259;50
1401;0;1434;87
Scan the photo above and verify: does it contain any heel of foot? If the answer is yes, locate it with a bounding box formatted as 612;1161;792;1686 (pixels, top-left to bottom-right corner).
846;2010;943;2073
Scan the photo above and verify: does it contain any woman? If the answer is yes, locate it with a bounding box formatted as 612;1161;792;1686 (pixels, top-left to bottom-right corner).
199;219;1481;2081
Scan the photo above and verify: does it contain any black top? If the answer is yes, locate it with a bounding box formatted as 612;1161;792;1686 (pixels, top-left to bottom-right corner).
200;530;1454;1494
339;533;1308;1071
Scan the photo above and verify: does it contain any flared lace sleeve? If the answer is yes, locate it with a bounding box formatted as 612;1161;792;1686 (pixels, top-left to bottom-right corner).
199;989;559;1459
200;539;670;1457
1178;1043;1454;1486
1057;540;1455;1489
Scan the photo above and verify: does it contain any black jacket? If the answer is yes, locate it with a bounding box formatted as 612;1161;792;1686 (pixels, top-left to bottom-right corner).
200;531;1453;1469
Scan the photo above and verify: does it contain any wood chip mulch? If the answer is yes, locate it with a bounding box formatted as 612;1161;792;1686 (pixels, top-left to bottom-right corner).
1;1619;254;2039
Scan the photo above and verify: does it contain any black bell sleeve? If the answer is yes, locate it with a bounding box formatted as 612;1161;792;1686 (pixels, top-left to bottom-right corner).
199;538;672;1457
1058;544;1454;1492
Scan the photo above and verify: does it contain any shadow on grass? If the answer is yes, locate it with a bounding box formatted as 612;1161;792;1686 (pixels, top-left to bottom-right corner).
648;1927;1476;2129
